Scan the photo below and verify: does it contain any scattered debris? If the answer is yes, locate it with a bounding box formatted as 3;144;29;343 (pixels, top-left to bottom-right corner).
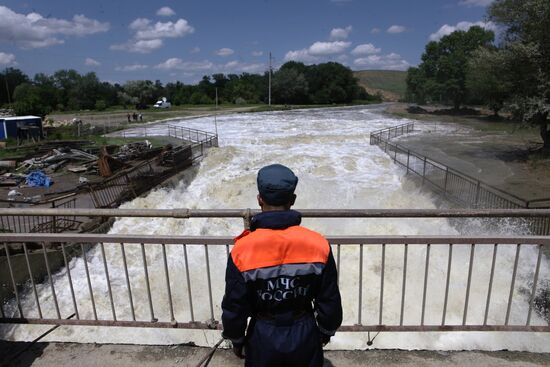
79;176;89;184
7;189;22;199
26;170;53;187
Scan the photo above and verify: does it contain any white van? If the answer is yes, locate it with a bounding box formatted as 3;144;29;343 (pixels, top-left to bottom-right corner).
153;97;171;109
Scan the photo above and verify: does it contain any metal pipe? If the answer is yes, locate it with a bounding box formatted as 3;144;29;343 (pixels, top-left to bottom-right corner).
379;244;385;325
421;244;430;326
42;242;61;319
463;244;475;325
60;243;79;320
141;243;156;322
526;244;542;326
81;243;98;320
4;243;23;317
120;243;135;321
505;244;521;325
400;244;408;326
483;244;498;326
204;244;214;321
1;208;550;218
100;243;117;321
183;244;195;322
22;243;43;319
162;244;175;322
358;244;363;325
442;244;453;326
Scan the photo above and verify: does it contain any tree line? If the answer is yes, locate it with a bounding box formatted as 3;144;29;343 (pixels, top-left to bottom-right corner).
406;0;550;149
0;61;375;117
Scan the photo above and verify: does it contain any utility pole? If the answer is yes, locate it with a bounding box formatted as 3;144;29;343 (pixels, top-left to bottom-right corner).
268;52;272;106
4;68;12;109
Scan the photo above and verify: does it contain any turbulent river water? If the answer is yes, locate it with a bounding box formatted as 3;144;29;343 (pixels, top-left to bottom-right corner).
2;105;549;351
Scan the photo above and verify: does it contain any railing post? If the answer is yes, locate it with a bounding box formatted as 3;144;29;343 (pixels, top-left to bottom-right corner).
406;150;410;173
243;209;252;230
444;167;449;194
474;181;481;208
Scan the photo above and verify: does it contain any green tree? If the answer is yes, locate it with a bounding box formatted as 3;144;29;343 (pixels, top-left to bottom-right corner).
466;48;513;116
488;0;550;149
13;83;51;116
272;68;309;104
0;68;29;107
406;26;494;109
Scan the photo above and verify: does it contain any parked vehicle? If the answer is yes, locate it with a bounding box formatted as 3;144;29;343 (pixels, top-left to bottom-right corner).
153;97;171;109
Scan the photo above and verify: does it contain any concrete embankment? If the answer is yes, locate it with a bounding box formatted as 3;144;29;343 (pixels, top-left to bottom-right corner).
1;341;550;367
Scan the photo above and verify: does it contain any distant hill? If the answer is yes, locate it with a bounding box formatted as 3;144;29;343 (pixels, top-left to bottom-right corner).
353;70;407;101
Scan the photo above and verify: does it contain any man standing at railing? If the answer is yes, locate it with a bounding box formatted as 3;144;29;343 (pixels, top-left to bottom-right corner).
222;164;342;366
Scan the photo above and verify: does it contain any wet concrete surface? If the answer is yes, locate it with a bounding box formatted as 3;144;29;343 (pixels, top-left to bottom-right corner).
1;341;550;367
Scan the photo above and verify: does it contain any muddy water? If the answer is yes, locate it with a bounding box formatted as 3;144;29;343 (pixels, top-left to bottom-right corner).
2;105;548;351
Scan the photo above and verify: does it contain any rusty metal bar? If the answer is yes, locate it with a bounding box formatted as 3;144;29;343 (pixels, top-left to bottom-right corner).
42;242;61;319
0;234;548;246
358;244;363;325
22;243;43;319
526;244;542;326
421;244;430;326
505;244;521;325
463;244;475;325
141;243;156;322
60;243;79;320
119;243;135;321
4;243;23;317
100;242;116;321
400;244;408;326
161;244;175;322
204;244;214;321
442;244;453;326
1;317;548;332
484;244;498;326
379;244;385;325
183;244;195;322
81;243;98;320
1;208;550;218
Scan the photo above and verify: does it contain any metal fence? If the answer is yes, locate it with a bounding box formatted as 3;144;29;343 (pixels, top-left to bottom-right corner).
0;209;549;334
0;232;548;333
0;198;79;234
370;123;550;235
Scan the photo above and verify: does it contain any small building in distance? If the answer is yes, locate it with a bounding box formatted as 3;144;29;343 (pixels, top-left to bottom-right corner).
0;115;43;141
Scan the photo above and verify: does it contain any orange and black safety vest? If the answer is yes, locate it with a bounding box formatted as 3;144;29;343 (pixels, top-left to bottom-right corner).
221;210;342;345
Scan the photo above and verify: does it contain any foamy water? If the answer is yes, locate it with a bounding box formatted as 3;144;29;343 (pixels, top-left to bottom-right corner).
2;105;548;351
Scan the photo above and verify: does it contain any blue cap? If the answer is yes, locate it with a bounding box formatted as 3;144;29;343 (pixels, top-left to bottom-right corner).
257;164;298;205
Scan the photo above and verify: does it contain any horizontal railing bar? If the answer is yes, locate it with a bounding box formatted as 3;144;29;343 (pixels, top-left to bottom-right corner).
0;233;549;245
1;208;550;218
1;318;548;332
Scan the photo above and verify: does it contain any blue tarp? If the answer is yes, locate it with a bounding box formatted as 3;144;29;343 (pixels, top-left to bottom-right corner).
26;170;52;187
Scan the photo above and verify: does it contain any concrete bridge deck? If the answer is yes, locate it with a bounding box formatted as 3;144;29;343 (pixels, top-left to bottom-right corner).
1;341;549;367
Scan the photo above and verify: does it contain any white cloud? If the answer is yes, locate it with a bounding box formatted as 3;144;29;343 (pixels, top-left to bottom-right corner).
353;53;410;70
0;52;16;65
351;43;381;55
387;25;406;34
84;57;100;66
190;47;200;54
115;64;149;72
216;48;234;57
133;19;194;40
308;41;351;55
429;21;497;41
154;58;264;75
0;5;109;49
371;28;381;34
284;49;320;63
329;26;352;40
459;0;493;7
252;51;263;57
156;6;176;17
110;39;164;53
155;58;214;71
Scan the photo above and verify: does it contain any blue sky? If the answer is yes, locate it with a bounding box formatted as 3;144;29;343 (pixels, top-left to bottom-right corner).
0;0;493;84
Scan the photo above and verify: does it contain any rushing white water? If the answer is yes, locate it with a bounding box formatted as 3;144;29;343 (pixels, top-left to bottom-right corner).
2;105;549;351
